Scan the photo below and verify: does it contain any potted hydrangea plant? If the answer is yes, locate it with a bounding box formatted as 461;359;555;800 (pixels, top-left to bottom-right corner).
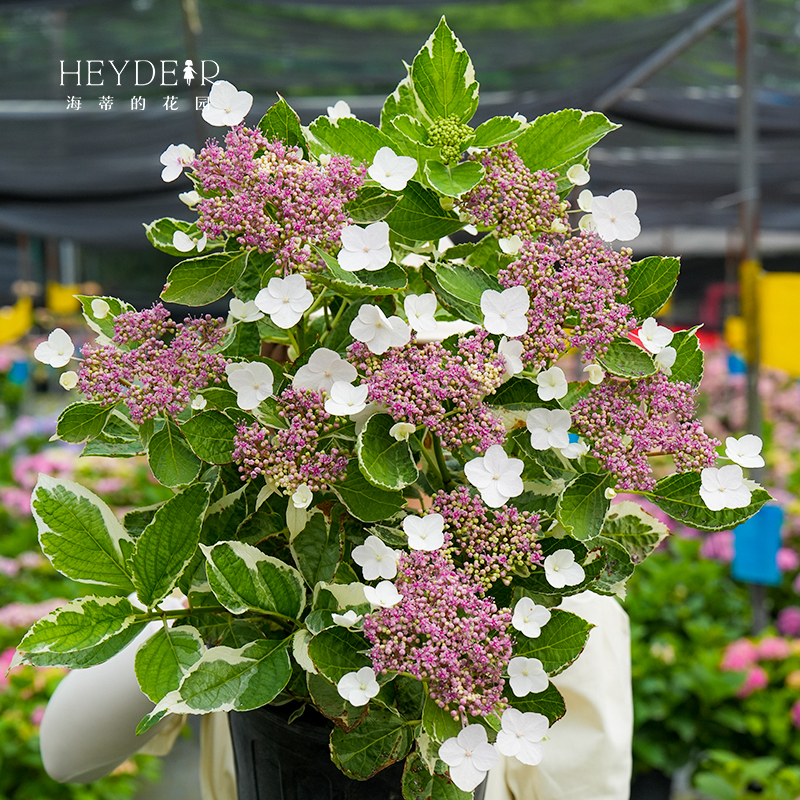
18;19;769;800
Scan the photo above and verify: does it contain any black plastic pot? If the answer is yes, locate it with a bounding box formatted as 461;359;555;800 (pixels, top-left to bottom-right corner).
228;703;487;800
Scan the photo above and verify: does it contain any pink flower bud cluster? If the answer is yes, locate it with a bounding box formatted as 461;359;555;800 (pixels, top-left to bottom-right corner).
431;485;542;587
78;304;227;424
364;549;513;718
347;333;506;453
461;143;567;238
192;127;363;273
498;230;636;370
231;387;348;493
570;374;719;490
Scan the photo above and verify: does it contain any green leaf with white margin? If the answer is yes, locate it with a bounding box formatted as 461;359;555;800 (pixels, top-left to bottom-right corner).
385;181;462;242
515;109;619;174
381;69;420;128
307;115;396;164
424;160;484;197
180;410;238;464
257;95;307;158
331;706;414;780
624;256;680;320
598;337;657;379
307;672;368;732
333;460;406;523
600;501;669;563
144;218;199;258
307;626;371;683
402;751;472;800
346;186;399;224
409;18;479;124
668;326;704;388
471;115;528;149
309;247;408;298
422;696;461;743
148;419;202;488
56;401;114;444
16;596;145;669
132;482;211;608
505;681;565;725
75;295;135;342
593;535;635;596
357;413;418;491
514;608;592;675
557;472;612;541
290;510;342;587
32;475;134;590
135;625;205;703
422;261;500;325
645;472;770;533
161;251;248;306
202;540;305;619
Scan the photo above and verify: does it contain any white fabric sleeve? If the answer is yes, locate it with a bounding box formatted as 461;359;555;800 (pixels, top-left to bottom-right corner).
485;591;633;800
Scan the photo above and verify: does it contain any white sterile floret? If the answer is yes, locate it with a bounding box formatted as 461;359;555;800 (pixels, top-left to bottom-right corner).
324;381;369;417
331;610;362;628
352;535;399;581
560;440;589;459
364;580;403;608
91;298;110;319
654;346;676;376
228;298;264;323
292;348;357;395
577;189;593;212
172;230;207;253
511;597;551;638
159;143;195;182
404;293;438;332
536;366;568;401
604;487;617;500
499;337;524;377
327;100;354;124
254;274;313;329
566;164;590;186
201;80;253;127
349;304;410;355
179;190;201;207
336;667;379;707
59;371;78;390
368;147;418;192
507;655;548;697
338;221;392;273
403;513;445;551
725;434;765;469
319;153;332;167
496;708;548;765
464;445;524;508
291;484;313;510
499;235;524;255
699;465;752;511
544;549;585;588
583;363;604;384
227;361;274;411
512;112;527;124
638;317;674;354
579;214;597;232
526;408;572;451
591;189;641;242
389;422;415;441
34;329;74;368
480;286;530;338
438;725;499;793
191;395;207;411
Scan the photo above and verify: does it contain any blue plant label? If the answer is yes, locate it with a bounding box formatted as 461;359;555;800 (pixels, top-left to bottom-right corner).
732;504;783;586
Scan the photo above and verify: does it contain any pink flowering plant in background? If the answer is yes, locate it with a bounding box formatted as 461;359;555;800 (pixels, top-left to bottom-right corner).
17;20;772;796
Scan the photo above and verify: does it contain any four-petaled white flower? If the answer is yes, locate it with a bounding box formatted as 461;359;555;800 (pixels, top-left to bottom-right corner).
91;298;110;319
352;535;399;581
227;361;274;411
526;408;572;451
566;164;590;186
654;346;676;376
496;708;548;765
349;304;410;355
327;100;354;124
536;366;568;401
725;434;765;469
331;610;362;628
179;190;200;207
59;371;78;390
172;230;207;253
638;317;674;354
159;143;195;182
291;484;313;510
229;298;264;323
591;189;640;242
577;189;593;212
583;363;604;384
544;549;585;588
201;80;253;127
404;293;437;332
403;513;445;551
389;422;415;441
481;286;530;338
367;147;417;192
191;395;207;411
699;465;752;511
338;221;392;273
34;329;74;368
507;655;548;697
499;337;524;377
292;348;357;395
336;667;379;707
324;381;369;417
363;580;403;608
255;274;313;329
560;440;589;460
499;235;524;255
464;445;524;508
438;725;499;792
511;597;551;638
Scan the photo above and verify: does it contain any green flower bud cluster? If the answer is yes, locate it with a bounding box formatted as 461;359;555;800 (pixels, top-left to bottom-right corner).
428;115;473;164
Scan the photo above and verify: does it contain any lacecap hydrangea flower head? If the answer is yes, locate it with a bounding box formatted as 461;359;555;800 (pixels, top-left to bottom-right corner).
22;18;770;797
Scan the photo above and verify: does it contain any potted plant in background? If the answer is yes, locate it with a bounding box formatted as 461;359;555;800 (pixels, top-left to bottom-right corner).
15;19;771;800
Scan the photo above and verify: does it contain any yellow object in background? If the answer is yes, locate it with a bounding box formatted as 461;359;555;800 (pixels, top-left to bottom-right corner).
759;272;800;377
724;315;747;354
0;297;34;345
46;282;80;315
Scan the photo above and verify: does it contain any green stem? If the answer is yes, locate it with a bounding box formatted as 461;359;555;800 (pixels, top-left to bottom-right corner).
432;433;452;487
322;299;350;343
141;606;299;629
307;288;328;316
